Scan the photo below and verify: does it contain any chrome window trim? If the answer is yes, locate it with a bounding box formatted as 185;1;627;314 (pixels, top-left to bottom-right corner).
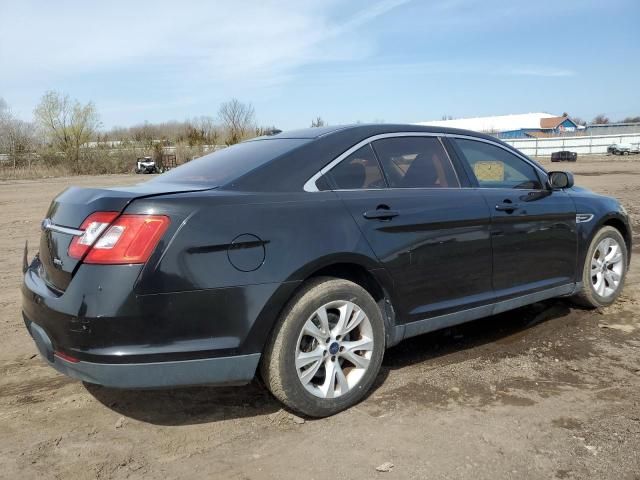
320;186;475;193
303;131;548;192
304;132;457;192
41;219;83;236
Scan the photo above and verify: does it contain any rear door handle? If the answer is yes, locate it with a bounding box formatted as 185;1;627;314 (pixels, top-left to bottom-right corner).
363;209;399;220
495;203;520;212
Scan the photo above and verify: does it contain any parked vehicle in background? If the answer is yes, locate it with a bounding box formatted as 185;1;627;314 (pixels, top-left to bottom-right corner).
607;144;637;155
551;151;577;162
23;124;632;417
135;156;159;174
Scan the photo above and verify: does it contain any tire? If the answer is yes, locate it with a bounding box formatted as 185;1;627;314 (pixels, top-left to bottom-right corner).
260;277;385;417
572;226;628;308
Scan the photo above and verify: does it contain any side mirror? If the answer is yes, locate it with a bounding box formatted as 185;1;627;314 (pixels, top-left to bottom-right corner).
548;171;574;189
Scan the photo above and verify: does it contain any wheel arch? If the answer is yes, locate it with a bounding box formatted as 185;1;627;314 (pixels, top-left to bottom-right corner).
245;256;401;356
602;217;632;264
299;261;400;347
589;213;632;267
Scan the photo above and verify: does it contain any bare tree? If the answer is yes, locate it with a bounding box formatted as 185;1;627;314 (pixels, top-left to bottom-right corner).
218;99;255;145
185;116;220;146
6;119;36;169
591;114;610;125
197;116;220;145
0;98;36;169
33;91;100;171
0;98;9;153
311;116;326;128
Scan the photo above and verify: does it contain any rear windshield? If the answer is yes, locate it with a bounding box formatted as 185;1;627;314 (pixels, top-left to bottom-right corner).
151;138;309;186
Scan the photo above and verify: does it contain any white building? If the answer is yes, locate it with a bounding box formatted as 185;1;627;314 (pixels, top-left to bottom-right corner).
415;113;557;132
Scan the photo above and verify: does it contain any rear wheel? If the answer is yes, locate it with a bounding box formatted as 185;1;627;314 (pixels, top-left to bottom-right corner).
260;277;385;417
572;226;627;308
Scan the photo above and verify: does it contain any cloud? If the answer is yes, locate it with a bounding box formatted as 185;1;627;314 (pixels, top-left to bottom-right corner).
0;0;410;88
291;61;576;82
499;66;576;77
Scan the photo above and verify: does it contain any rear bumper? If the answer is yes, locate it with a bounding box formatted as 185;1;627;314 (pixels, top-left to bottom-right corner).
24;317;260;388
22;257;297;364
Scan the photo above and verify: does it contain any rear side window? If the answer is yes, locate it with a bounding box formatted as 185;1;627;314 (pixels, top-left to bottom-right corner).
328;144;386;190
372;137;459;188
152;138;309;186
454;139;543;190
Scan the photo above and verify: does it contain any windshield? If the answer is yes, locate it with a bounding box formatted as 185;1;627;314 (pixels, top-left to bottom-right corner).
151;138;309;186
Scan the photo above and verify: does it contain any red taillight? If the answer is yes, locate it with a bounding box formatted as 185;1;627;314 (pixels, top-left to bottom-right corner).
68;212;170;265
68;212;119;259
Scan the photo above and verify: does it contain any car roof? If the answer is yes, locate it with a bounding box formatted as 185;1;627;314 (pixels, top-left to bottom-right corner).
228;124;544;192
259;125;352;139
260;123;497;141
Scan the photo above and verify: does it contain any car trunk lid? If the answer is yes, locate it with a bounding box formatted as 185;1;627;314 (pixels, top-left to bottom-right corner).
38;182;213;291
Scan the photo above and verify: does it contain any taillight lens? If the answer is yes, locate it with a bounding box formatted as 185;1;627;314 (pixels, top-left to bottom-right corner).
68;212;119;259
68;212;170;264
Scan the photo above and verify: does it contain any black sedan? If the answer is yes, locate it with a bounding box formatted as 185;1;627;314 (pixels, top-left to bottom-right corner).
22;124;632;417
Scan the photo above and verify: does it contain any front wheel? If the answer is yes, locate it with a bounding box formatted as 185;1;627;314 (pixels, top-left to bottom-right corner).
260;277;385;417
572;226;628;308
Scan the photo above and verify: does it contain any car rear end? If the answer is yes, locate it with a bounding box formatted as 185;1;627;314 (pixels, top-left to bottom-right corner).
21;182;263;388
22;138;314;389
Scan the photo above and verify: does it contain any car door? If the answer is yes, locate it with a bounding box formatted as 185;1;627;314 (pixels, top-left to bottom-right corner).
325;135;493;324
450;137;577;298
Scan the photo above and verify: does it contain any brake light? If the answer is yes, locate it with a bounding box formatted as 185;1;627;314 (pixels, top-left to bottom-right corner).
68;212;119;259
68;212;170;264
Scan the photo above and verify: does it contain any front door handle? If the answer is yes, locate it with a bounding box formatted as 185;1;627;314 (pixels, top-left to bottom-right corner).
363;208;399;220
495;202;520;212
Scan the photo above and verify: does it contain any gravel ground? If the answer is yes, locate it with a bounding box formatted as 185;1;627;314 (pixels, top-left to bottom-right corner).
0;155;639;479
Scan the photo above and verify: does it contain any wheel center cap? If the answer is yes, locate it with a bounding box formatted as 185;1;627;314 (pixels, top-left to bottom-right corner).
329;342;340;355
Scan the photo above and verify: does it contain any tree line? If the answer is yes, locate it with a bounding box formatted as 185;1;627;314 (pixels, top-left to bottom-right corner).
0;92;288;175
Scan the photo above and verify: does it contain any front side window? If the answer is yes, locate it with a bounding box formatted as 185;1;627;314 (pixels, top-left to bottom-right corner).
371;137;459;188
328;144;386;190
454;138;543;190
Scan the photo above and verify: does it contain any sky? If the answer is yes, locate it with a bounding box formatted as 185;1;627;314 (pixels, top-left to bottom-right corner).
1;0;639;130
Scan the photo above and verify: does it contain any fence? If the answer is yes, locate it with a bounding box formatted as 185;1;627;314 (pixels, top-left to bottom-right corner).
502;133;640;157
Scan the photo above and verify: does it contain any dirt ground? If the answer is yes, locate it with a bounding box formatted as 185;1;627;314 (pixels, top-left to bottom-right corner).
1;155;639;480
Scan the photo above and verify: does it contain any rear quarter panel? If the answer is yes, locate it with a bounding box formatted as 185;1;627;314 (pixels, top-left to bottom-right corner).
124;190;385;353
127;190;380;292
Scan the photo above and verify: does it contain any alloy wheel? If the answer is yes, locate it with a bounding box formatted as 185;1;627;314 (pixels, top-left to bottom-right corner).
295;300;374;399
591;237;624;298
